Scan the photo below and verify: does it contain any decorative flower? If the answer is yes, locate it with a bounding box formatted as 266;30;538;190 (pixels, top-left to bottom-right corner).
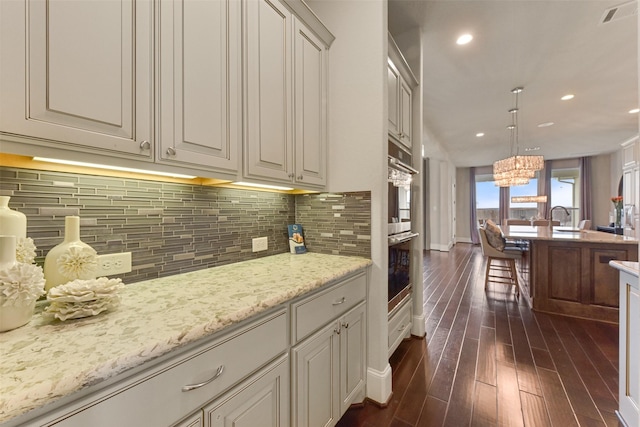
0;262;46;306
47;277;124;302
45;277;124;321
56;246;98;280
611;196;623;210
16;237;37;264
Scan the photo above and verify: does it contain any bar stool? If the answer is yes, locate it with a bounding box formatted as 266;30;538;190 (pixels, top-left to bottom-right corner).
478;226;521;297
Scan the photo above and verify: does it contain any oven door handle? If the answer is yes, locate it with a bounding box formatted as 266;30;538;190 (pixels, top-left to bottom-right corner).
389;232;419;245
388;156;419;174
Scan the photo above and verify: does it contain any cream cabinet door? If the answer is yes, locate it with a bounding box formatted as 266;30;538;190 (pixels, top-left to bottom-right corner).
204;357;289;427
292;321;340;427
619;270;640;427
339;302;366;415
387;63;401;140
157;0;240;173
293;18;327;187
0;0;153;159
175;412;203;427
245;0;294;183
398;79;412;149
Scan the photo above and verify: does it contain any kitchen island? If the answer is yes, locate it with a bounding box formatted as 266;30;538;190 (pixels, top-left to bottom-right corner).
501;225;638;322
0;253;372;426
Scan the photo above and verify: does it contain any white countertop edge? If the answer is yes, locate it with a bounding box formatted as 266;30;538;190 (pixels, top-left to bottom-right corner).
609;260;640;277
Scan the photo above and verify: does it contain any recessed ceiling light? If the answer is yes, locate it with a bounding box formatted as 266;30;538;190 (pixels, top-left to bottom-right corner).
456;34;473;45
561;94;574;101
629;108;640;114
525;147;541;152
476;132;484;137
537;122;555;128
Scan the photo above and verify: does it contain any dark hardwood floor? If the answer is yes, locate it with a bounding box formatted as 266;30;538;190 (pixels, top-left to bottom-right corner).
337;243;621;427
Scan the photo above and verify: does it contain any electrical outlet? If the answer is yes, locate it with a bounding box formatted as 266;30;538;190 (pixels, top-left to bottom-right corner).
252;237;268;252
96;252;132;276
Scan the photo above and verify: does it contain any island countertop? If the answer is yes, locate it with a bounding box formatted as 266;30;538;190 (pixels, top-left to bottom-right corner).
501;225;639;244
609;260;640;277
0;252;372;424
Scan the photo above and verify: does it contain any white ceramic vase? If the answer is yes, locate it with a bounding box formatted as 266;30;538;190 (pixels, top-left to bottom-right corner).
0;196;27;239
0;235;36;332
44;216;98;291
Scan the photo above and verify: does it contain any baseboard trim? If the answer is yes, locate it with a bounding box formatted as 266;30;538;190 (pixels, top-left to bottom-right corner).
411;312;426;337
365;364;392;404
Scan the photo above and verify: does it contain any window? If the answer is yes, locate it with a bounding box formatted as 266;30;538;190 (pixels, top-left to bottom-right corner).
550;167;580;227
509;178;539;220
475;173;500;224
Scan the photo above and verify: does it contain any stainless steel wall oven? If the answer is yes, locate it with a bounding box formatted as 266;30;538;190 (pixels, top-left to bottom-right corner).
388;143;418;312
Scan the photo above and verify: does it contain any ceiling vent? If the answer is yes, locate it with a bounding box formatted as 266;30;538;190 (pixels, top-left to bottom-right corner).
600;1;638;24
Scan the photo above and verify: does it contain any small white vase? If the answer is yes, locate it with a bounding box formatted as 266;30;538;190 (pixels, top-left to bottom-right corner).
0;235;36;332
44;216;98;291
0;196;27;239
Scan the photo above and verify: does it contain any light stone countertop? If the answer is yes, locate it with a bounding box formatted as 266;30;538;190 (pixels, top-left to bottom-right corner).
0;252;372;424
609;260;640;277
501;225;639;244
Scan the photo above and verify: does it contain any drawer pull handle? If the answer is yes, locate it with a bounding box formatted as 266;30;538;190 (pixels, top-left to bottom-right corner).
181;365;224;392
398;324;405;332
332;297;346;306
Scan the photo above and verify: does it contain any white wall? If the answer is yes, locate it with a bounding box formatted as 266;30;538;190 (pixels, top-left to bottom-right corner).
308;0;392;405
429;158;456;251
456;167;471;242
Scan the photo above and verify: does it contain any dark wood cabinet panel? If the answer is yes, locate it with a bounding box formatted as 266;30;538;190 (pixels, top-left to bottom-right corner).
528;239;637;323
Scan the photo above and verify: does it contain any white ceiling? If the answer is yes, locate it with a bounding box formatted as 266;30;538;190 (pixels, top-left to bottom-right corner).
388;0;639;167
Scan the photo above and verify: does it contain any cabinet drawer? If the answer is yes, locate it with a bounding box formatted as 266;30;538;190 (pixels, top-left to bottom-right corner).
47;310;287;427
388;299;411;357
292;272;366;343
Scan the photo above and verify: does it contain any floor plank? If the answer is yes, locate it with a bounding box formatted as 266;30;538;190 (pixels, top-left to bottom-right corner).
336;244;621;427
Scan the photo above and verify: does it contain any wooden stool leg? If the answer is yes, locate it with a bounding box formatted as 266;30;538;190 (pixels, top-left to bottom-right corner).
484;257;492;290
509;259;520;298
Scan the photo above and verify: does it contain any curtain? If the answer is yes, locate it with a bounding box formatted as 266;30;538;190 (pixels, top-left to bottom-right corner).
538;160;552;218
469;167;479;244
499;186;509;225
579;156;593;221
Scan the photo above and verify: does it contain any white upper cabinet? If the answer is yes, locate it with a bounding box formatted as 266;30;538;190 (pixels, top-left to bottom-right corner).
0;0;331;188
157;0;241;173
0;0;153;159
244;0;331;189
388;33;417;151
244;0;294;184
294;18;327;187
387;62;401;138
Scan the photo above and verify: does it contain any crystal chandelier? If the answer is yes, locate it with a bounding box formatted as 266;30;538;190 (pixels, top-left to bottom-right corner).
493;87;544;187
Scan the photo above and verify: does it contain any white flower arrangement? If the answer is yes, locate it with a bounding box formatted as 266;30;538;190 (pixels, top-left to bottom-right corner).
0;262;46;307
56;245;98;280
44;277;124;321
16;237;37;264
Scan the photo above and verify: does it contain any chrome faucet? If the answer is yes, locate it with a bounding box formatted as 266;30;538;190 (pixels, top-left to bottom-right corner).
548;205;570;231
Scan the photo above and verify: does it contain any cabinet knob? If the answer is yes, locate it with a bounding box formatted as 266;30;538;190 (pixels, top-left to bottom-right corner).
139;140;151;150
342;321;349;329
288;173;295;179
181;365;224;392
297;175;303;180
334;326;341;335
166;147;177;156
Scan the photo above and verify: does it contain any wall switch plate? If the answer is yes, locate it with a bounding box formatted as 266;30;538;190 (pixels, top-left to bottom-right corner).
96;252;132;276
252;237;268;252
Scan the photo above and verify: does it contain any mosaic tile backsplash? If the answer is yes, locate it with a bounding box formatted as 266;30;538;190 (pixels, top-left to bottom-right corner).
0;167;371;283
